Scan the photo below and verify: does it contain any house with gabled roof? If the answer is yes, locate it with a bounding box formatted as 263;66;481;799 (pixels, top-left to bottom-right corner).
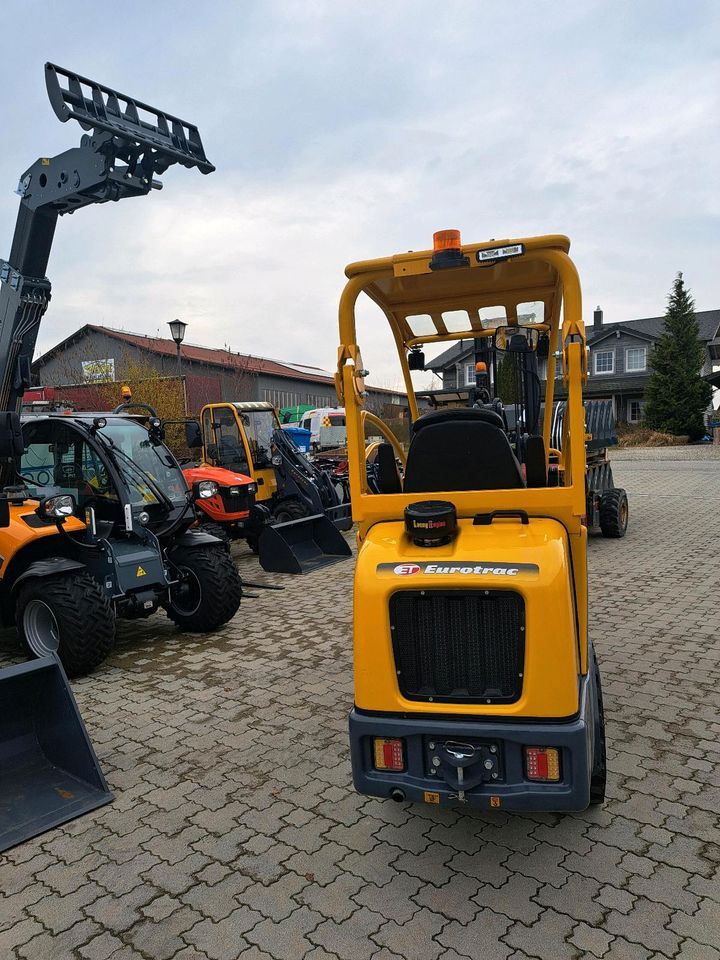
424;307;720;423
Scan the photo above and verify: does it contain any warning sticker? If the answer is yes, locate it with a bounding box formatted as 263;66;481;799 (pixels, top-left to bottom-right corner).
490;796;502;808
136;566;147;577
424;791;441;805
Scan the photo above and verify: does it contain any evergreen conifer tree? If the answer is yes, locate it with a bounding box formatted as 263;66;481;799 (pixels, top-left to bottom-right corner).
496;353;519;404
644;273;711;440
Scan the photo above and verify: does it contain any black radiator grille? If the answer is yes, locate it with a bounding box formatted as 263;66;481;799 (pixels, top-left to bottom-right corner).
390;590;525;703
220;488;251;514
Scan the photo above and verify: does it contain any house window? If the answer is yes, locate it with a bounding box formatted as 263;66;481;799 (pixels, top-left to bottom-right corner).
593;350;614;375
465;362;476;386
625;347;647;372
628;399;644;423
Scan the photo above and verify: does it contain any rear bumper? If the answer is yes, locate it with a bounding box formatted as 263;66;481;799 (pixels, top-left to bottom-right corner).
349;672;595;812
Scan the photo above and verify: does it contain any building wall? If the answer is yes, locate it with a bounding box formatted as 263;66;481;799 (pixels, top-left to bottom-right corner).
587;331;651;379
33;329;406;416
256;373;338;410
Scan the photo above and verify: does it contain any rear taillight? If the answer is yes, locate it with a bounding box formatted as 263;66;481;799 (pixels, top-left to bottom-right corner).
525;746;561;781
373;738;405;771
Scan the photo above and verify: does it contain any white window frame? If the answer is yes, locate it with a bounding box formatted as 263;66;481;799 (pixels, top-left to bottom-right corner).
464;362;476;386
627;399;644;423
593;349;615;375
625;346;647;373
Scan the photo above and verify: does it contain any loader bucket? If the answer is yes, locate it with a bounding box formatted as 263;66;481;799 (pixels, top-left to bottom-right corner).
258;513;352;574
0;657;112;853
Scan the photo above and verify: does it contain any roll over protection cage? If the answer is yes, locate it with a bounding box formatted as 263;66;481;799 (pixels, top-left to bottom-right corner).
336;235;591;668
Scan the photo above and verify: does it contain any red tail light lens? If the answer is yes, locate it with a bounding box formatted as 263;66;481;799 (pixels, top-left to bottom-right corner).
525;746;561;781
373;738;405;771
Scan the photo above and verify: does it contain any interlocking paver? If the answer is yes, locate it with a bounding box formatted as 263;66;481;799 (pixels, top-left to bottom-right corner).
604;898;682;956
245;905;324;960
1;453;718;960
351;872;423;922
437;907;513;959
569;921;613;958
473;874;544;923
534;874;606;925
183;907;265;960
372;909;447;960
501;908;578;960
411;873;485;924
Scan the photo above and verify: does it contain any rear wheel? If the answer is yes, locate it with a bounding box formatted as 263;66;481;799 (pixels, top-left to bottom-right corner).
599;487;628;538
589;648;607;806
273;498;310;524
16;573;115;677
165;545;242;631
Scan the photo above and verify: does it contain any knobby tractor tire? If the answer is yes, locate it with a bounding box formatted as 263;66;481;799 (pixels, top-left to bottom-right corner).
273;498;310;524
165;544;242;632
198;520;232;549
16;573;115;678
589;649;607;806
599;487;629;539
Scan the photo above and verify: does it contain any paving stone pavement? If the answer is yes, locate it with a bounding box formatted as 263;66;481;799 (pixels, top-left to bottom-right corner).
0;454;718;960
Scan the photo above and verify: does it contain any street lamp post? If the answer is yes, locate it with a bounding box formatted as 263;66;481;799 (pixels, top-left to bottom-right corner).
167;319;188;376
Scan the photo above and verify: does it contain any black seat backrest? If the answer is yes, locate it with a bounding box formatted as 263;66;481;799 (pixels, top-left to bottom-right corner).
375;442;402;494
404;407;525;493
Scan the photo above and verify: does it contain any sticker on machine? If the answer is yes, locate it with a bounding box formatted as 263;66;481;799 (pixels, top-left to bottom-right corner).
377;561;539;578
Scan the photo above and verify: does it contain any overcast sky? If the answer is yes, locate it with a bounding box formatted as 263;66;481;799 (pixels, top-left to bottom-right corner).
0;0;718;390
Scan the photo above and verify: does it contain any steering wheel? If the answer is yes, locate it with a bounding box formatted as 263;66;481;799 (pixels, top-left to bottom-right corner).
361;411;407;469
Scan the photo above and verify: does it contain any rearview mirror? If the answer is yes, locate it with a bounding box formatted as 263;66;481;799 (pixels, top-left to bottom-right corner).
36;493;77;523
0;412;24;460
185;420;203;449
494;326;541;352
408;348;425;371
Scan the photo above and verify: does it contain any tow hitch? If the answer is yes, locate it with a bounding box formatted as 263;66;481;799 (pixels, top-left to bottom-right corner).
427;739;502;803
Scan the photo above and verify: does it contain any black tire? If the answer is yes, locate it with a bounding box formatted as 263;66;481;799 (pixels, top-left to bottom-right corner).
589;647;607;806
599;487;628;538
273;498;311;524
16;573;115;678
165;544;242;631
198;520;231;549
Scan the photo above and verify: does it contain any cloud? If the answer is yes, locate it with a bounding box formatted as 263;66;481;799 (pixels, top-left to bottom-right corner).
1;0;718;388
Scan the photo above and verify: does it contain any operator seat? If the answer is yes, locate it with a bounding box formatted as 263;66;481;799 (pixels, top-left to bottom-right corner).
403;407;526;493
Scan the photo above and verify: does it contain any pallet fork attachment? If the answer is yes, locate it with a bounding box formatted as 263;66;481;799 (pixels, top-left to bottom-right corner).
45;63;215;175
0;657;112;852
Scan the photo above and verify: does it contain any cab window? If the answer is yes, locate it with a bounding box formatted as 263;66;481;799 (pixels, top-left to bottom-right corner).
239;410;276;468
21;421;118;512
210;407;250;474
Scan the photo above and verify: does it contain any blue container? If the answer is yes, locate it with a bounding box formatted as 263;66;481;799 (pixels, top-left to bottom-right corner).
282;425;312;453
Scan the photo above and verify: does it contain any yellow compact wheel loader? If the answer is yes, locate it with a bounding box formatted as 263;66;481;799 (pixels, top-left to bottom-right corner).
195;401;352;573
337;230;606;812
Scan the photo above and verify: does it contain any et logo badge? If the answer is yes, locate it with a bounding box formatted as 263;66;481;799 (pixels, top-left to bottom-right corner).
393;563;420;576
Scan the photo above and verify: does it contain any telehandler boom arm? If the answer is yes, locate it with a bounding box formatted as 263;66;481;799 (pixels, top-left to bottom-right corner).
0;63;214;480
